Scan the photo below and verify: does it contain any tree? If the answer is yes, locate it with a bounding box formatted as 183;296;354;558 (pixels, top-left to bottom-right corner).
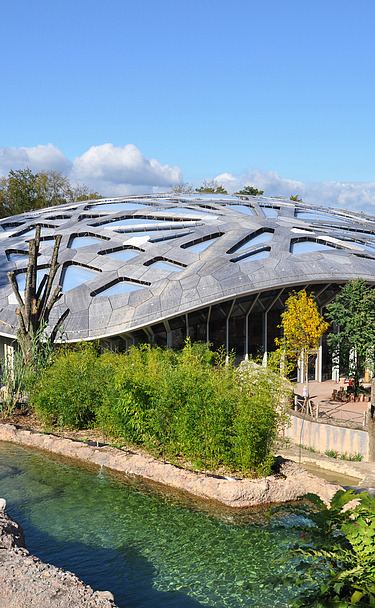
290;194;303;202
325;279;375;394
0;168;101;218
195;180;228;194
7;225;69;367
169;182;195;194
234;185;264;196
0;169;40;217
277;290;329;400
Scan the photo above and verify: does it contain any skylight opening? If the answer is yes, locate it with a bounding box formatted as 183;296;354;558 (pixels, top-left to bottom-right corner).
92;278;150;297
12;225;56;238
228;230;273;254
69;236;106;249
260;206;279;218
181;233;222;252
100;248;141;262
61;265;100;292
225;204;255;216
149;231;193;243
1;222;24;232
290;239;339;254
86;202;147;212
6;250;29;263
15;269;49;293
295;209;350;223
144;257;186;272
231;247;271;263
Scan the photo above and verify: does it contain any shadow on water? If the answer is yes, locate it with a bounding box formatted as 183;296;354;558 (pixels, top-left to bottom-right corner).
7;509;207;608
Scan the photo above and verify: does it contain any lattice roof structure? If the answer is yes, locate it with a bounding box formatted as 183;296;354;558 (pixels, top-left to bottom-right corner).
0;193;374;344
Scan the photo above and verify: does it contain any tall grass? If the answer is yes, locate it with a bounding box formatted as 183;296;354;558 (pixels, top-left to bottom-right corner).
31;341;289;477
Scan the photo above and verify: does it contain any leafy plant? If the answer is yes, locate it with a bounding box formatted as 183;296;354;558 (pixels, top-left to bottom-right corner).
325;449;339;459
275;290;329;397
326;279;375;395
281;490;375;607
31;340;288;476
234;185;264;196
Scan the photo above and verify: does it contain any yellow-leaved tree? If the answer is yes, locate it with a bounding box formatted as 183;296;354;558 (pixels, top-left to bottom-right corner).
276;290;329;399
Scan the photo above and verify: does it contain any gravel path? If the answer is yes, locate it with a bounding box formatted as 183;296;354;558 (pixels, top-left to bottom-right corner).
0;498;119;608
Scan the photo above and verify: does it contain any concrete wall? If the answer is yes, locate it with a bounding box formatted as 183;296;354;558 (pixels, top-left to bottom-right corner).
285;411;369;460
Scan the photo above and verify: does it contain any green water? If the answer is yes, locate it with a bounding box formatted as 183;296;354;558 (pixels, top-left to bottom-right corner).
0;442;302;607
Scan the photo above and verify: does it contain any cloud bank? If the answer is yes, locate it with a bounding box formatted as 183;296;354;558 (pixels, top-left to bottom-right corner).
0;143;182;196
215;170;375;214
1;143;375;214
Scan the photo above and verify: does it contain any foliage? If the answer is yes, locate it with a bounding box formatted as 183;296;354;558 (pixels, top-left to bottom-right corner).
290;194;303;202
169;182;195;194
280;490;375;607
276;290;329;389
0;324;56;416
0;168;101;218
32;341;289;476
234;185;264;196
195;180;228;194
325;279;375;394
31;343;114;428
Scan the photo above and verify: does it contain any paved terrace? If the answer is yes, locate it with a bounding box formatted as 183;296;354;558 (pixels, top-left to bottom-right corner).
293;379;370;426
280;379;375;494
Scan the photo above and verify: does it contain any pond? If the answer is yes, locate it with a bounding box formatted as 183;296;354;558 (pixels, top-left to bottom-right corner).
0;442;307;608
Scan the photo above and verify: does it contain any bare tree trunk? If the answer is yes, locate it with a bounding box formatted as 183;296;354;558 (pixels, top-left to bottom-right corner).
7;226;69;367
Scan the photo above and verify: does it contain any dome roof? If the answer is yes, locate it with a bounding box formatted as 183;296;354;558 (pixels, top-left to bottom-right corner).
1;193;375;342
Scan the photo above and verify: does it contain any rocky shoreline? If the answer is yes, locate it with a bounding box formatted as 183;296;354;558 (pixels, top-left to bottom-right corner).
0;498;118;608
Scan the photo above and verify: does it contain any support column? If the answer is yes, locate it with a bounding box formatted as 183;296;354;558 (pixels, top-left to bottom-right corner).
206;306;211;343
244;293;260;361
225;299;236;362
163;320;172;348
316;343;323;382
262;311;268;367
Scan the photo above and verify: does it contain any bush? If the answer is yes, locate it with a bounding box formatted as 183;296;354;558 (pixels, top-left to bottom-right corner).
280;490;375;607
31;344;117;428
31;341;289;476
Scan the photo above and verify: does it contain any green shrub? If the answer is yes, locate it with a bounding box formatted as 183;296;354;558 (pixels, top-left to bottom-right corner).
31;341;289;476
280;490;375;607
31;344;116;428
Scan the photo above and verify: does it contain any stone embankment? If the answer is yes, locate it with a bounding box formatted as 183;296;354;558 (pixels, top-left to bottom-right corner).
0;498;119;608
0;422;341;507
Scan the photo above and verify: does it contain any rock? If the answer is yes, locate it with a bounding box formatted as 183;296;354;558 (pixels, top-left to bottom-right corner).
96;590;115;601
0;507;119;607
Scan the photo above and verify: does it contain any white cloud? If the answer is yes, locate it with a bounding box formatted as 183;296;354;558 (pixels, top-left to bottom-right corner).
215;169;375;214
0;143;182;196
0;144;72;176
70;143;182;192
2;143;375;214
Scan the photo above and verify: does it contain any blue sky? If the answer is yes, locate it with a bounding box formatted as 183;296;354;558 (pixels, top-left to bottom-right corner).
2;1;375;211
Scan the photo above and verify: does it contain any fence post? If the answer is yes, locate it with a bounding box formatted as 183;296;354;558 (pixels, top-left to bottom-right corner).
368;379;375;462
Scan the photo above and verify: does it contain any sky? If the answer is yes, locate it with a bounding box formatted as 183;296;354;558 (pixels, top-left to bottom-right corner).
1;0;375;212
